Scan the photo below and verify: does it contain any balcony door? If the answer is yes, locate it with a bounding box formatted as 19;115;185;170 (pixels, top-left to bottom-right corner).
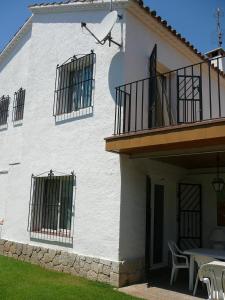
177;75;203;123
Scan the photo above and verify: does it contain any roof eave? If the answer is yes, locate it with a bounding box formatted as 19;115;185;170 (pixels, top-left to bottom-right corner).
29;0;129;13
129;0;207;63
0;16;32;65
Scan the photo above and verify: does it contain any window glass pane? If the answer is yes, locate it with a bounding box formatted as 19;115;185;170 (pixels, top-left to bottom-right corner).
59;177;73;230
42;178;60;231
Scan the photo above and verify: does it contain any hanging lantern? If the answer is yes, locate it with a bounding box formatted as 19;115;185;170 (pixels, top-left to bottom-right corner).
212;153;225;193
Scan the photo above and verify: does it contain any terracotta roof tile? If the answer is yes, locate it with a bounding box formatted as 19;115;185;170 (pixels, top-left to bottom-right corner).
135;0;208;61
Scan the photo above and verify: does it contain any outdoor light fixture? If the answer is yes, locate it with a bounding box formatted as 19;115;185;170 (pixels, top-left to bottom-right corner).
212;153;225;193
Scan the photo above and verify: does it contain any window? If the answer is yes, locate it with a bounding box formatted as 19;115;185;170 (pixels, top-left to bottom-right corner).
13;88;26;121
28;171;75;244
54;52;95;116
0;96;10;126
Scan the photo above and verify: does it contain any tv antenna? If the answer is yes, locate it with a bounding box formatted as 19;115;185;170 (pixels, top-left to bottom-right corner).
215;7;223;47
81;1;122;48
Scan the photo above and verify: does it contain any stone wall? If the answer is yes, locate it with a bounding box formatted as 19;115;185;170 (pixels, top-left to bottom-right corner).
0;239;145;287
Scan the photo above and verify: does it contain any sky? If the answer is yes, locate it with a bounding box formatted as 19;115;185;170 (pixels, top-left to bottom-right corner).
0;0;225;54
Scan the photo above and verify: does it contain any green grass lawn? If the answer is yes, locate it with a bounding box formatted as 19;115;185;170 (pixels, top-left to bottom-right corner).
0;255;140;300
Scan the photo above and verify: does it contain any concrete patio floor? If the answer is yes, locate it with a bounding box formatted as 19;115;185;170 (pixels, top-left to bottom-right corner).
119;268;206;300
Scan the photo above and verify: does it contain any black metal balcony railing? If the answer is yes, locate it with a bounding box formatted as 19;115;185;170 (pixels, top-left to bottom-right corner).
114;57;225;135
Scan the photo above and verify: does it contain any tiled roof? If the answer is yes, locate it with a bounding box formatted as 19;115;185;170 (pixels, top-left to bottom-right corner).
135;0;207;60
135;0;225;77
29;0;96;7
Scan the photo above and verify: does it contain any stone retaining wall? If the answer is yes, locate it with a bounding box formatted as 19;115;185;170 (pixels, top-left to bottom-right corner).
0;239;145;287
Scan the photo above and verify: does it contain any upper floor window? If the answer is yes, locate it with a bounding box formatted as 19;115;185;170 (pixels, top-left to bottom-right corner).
0;95;10;126
13;88;26;122
28;170;75;245
54;52;95;116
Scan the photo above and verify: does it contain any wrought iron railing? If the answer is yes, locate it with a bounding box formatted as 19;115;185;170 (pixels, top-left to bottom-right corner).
114;57;225;135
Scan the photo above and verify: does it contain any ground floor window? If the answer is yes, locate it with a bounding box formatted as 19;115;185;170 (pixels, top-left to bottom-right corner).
28;170;75;245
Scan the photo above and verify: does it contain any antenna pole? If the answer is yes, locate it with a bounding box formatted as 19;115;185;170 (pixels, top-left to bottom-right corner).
216;7;223;47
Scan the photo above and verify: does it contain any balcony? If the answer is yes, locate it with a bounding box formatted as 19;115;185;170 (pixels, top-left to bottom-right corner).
105;57;225;163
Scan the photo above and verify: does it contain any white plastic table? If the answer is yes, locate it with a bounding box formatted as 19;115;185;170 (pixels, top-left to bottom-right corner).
184;248;225;291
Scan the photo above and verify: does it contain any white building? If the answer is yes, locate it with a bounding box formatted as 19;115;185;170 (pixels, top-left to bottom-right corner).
1;0;225;288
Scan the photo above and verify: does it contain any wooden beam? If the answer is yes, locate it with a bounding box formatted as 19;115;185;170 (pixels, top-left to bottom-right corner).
105;119;225;154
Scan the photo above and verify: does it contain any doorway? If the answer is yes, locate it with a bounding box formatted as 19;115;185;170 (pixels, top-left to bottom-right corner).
145;177;165;278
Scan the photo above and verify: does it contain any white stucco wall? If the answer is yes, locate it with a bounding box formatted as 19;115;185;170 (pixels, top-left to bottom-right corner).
0;1;222;268
119;156;186;264
124;11;194;83
0;5;126;261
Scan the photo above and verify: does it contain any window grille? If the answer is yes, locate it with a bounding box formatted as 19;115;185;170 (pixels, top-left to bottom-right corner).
13;88;25;121
0;96;10;126
54;52;95;116
28;170;75;245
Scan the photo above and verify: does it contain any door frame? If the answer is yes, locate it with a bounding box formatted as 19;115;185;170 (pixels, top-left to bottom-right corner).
145;177;166;278
145;176;151;279
150;181;165;269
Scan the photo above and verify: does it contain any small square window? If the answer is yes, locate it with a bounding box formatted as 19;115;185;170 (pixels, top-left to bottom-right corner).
13;88;26;121
54;52;95;116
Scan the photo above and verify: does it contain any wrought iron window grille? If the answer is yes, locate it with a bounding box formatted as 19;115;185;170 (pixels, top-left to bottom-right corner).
28;170;76;245
13;88;26;122
53;51;96;117
0;95;10;126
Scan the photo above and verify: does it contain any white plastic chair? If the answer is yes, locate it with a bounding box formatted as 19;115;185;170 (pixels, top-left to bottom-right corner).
193;256;217;296
168;240;189;285
199;261;225;300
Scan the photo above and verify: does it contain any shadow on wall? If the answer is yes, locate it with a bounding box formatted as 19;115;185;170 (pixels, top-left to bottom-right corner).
0;30;31;72
108;52;125;102
118;155;146;261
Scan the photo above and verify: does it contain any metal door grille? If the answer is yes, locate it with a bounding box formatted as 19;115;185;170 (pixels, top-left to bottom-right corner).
178;183;202;250
177;75;202;123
